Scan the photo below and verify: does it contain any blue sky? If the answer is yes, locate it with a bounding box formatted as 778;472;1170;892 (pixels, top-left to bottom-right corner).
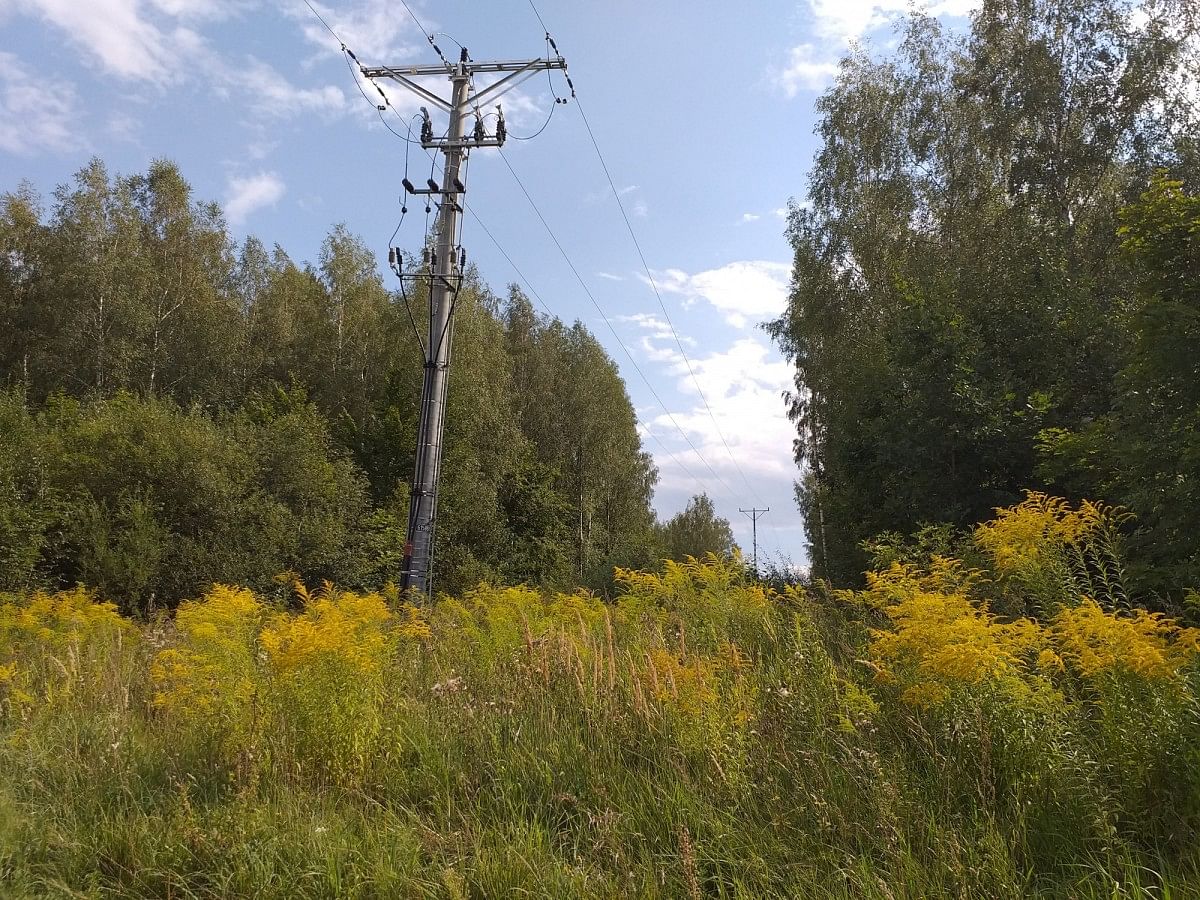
0;0;973;567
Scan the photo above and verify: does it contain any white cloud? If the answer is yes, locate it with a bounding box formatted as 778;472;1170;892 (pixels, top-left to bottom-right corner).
235;57;347;117
651;337;794;470
0;51;80;155
585;182;646;212
148;0;239;19
779;43;841;96
0;0;356;127
618;312;697;346
740;212;761;223
642;260;791;329
106;111;140;142
596;271;624;282
289;0;421;62
809;0;975;43
225;171;285;224
639;334;684;366
245;136;279;160
621;314;806;560
2;0;215;82
808;0;896;43
778;0;980;94
639;335;798;534
619;297;804;560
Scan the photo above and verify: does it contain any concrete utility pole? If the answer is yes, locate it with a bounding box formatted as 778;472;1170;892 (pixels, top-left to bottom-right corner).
364;48;567;598
740;507;769;576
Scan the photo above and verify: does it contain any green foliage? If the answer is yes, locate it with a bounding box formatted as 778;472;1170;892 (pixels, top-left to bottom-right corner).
769;0;1199;584
501;288;659;589
0;389;372;613
0;392;50;591
657;493;738;563
0;159;663;603
1039;174;1200;598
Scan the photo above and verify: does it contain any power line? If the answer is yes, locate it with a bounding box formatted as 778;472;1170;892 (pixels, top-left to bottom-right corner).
397;0;429;35
525;0;550;35
466;206;718;501
361;98;735;515
300;0;340;44
521;0;788;554
524;4;774;513
498;148;741;503
571;97;770;506
343;52;424;145
507;100;556;140
301;0;779;553
299;1;455;285
521;0;790;562
396;0;453;70
294;1;422;147
361;106;725;518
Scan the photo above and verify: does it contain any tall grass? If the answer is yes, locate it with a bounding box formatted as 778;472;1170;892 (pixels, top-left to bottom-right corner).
1;495;1198;898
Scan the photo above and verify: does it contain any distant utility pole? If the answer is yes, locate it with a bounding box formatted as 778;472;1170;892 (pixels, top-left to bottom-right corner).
364;48;567;598
740;507;769;575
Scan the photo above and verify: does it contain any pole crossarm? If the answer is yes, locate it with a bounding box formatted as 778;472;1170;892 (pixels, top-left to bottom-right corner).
424;138;507;151
361;59;566;78
362;59;567;111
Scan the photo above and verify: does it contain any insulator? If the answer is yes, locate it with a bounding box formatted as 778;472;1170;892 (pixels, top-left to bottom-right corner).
459;248;466;269
388;247;396;265
427;178;439;192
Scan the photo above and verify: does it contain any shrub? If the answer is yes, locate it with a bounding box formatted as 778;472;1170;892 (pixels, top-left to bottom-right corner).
150;585;264;756
0;586;132;713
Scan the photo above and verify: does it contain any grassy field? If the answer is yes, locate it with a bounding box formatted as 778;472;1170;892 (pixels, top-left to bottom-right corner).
1;495;1199;898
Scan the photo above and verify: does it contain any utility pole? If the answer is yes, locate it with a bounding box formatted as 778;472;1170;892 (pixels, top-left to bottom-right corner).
739;507;769;576
364;47;567;598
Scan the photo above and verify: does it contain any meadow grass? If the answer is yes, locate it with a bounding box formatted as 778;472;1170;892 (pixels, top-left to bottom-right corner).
1;496;1199;898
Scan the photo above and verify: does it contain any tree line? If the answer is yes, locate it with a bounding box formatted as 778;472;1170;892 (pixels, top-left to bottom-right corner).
0;160;736;613
770;0;1200;598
